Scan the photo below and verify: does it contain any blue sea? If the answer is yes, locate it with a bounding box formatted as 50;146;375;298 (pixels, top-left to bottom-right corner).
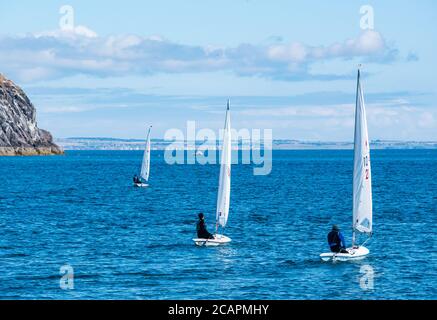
0;150;436;299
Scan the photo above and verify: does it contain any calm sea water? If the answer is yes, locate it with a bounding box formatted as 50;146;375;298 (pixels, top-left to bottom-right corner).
0;150;436;299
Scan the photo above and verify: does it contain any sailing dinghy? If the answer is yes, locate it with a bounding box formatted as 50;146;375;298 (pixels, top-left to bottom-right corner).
134;126;152;188
320;68;372;261
193;100;232;246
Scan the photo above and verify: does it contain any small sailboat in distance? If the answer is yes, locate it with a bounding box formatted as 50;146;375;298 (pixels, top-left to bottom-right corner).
134;126;152;188
320;67;372;261
193;100;232;246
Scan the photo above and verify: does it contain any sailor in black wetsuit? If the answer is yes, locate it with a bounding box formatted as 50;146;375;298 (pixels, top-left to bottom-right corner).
133;175;140;184
196;213;215;239
327;225;349;253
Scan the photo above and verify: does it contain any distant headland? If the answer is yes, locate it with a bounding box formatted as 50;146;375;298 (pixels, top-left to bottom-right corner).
55;137;437;151
0;74;63;156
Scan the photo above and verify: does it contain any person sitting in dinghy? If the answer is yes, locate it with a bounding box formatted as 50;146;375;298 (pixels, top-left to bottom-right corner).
197;213;215;239
133;175;140;184
327;225;348;253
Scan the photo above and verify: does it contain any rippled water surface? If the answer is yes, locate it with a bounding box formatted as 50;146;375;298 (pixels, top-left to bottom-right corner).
0;150;436;299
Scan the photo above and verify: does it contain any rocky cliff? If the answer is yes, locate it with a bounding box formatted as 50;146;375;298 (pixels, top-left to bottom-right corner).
0;74;63;155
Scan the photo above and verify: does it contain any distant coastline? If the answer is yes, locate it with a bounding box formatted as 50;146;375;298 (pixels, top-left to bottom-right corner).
55;137;437;151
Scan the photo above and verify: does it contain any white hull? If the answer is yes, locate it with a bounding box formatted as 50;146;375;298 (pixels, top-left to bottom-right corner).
134;183;148;188
320;246;369;262
192;234;231;247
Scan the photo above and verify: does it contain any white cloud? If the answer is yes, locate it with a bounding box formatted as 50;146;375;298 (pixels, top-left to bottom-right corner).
268;42;308;62
235;99;437;139
417;111;435;128
267;31;387;63
34;25;98;39
15;67;55;82
0;27;398;82
351;30;385;54
237;104;353;118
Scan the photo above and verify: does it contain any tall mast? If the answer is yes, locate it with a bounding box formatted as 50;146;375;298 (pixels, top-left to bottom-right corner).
352;67;361;247
215;99;231;234
140;125;152;181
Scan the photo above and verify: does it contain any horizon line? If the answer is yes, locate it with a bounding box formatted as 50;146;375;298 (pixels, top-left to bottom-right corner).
56;137;437;143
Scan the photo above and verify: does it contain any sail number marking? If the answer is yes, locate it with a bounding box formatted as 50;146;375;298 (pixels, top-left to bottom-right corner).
363;155;370;180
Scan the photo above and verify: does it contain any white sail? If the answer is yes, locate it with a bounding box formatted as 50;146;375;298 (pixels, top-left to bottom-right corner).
140;126;152;182
353;69;372;234
216;100;231;228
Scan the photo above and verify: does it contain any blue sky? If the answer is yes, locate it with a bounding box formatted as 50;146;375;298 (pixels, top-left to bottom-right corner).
0;0;436;140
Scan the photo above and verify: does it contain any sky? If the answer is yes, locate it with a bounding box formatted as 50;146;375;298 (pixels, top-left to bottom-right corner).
0;0;436;140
